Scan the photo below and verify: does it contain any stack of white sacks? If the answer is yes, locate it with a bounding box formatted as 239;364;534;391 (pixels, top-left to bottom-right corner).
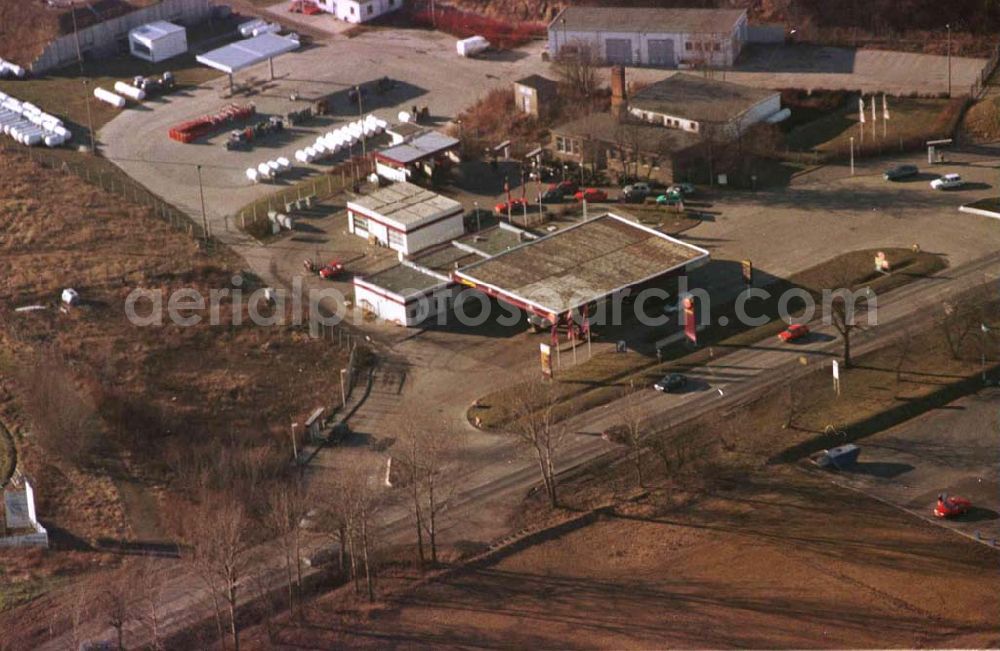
247;114;386;184
246;156;291;183
293;114;386;164
0;91;71;147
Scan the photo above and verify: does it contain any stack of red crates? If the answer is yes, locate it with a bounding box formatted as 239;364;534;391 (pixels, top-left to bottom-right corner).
168;104;256;143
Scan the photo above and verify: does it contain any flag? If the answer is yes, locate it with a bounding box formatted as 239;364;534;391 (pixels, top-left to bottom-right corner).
581;312;590;336
871;96;876;123
882;94;890;120
858;97;865;123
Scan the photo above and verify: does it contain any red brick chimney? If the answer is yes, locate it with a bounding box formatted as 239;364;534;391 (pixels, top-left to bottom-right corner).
610;65;626;119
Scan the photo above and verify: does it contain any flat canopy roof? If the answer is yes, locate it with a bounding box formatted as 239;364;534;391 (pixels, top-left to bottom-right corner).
196;33;300;74
130;21;185;41
454;213;709;316
376;131;460;165
550;6;746;35
347;181;463;232
357;263;448;299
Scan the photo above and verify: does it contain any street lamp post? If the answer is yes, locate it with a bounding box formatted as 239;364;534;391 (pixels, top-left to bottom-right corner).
946;23;952;98
473;200;480;232
82;79;96;155
196;164;209;240
339;368;347;407
849;136;855;175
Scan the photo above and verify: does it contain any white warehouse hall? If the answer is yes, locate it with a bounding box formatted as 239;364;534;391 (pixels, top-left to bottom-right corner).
346;182;464;256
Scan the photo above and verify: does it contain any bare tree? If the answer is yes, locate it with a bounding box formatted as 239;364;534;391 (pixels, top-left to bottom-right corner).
10;351;101;466
94;566;136;651
133;556;167;650
938;287;991;359
553;42;599;98
510;382;566;508
619;383;646;488
395;426;456;568
185;490;255;651
268;476;309;617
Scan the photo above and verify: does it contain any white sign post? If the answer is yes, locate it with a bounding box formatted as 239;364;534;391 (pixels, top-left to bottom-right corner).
832;359;841;396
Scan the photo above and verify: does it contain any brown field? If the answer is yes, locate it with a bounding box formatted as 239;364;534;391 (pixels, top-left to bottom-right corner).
0;149;347;625
243;465;1000;650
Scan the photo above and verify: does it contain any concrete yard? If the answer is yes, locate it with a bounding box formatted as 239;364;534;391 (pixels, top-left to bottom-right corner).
630;44;986;95
822;388;1000;544
100;27;546;238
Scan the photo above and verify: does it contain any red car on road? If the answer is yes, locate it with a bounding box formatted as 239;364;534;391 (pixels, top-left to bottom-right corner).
574;188;608;202
778;323;810;342
494;198;528;214
934;493;971;518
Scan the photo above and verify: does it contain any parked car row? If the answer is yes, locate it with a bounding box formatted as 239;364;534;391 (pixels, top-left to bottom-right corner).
882;164;965;190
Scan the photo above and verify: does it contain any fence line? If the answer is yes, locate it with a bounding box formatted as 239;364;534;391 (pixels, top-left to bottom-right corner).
2;144;216;251
971;42;1000;99
238;155;374;236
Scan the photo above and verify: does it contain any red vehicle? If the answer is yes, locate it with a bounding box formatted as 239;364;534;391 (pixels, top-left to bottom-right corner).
778;323;810;342
304;259;344;279
547;180;578;196
494;198;528;214
289;0;322;13
574;188;608;202
934;493;971;518
319;260;345;279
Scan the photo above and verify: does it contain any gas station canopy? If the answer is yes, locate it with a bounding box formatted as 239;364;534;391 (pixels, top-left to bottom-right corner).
196;33;300;74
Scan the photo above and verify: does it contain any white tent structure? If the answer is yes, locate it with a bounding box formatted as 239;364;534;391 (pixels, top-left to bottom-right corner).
129;21;187;63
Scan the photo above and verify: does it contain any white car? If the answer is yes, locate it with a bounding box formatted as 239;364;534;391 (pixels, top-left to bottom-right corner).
930;173;963;190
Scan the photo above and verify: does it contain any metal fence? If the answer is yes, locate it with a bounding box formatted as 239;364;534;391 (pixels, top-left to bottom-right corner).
970;42;1000;99
238;155;374;235
3;144;214;249
30;0;213;73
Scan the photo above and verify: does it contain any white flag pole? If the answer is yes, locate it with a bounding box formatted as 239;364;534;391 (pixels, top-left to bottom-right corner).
858;97;865;144
871;96;876;140
882;94;889;139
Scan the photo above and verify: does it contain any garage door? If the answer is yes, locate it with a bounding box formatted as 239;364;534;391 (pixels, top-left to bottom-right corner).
604;38;632;65
647;39;675;67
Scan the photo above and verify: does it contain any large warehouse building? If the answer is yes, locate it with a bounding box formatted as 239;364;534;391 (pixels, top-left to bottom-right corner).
548;6;748;67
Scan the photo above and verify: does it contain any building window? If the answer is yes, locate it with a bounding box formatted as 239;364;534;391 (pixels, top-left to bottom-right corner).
353;214;368;232
350;5;355;14
368;4;374;14
685;42;692;51
555;136;565;152
713;42;721;51
571;139;580;155
388;230;405;248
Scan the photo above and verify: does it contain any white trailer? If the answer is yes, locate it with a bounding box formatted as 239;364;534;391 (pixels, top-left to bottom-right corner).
456;35;490;57
129;21;187;63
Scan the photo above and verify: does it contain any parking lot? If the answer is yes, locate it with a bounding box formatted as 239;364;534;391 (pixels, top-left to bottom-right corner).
822;388;1000;544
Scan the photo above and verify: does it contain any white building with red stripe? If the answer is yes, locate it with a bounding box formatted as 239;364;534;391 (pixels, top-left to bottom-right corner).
346;182;465;256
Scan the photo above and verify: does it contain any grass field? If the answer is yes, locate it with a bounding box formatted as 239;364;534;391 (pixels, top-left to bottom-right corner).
786;96;966;160
470;247;947;431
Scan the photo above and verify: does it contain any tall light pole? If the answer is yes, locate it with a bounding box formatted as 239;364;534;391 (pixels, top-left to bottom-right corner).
946;23;952;98
355;85;366;158
196;164;209;240
339;368;347;407
849;136;855;175
82;79;96;154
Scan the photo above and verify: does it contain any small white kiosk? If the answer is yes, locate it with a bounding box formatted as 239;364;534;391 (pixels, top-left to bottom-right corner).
129;21;188;63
